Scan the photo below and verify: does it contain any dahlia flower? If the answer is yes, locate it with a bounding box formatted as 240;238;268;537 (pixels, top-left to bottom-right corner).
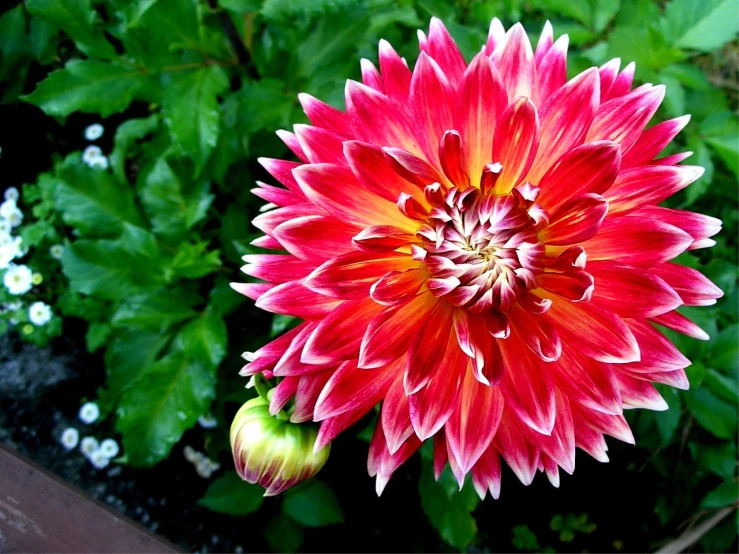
231;18;722;498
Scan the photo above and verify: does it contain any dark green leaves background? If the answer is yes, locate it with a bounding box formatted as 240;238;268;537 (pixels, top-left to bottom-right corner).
0;0;736;552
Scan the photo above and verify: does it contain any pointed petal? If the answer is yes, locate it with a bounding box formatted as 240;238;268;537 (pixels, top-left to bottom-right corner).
651;263;723;306
534;21;554;65
622;115;691;168
344;140;421;203
615;374;669;410
605;165;703;216
623;318;690;373
298;92;352;137
604;62;635;101
471;445;502;500
405;303;453;394
378;39;412;104
650;310;710;341
491;23;536;101
634;206;721;247
492;97;539;193
423;17;467;85
258;157;305;196
534;34;568;105
439;130;470;188
290;370;335;422
255;281;341;319
552;347;623;415
273;215;361;261
508;304;562;362
484;18;506;56
536;270;594;302
293;124;345;165
360;58;384;92
241;254;315;284
494;412;539;486
410;52;454;166
540;193;608;245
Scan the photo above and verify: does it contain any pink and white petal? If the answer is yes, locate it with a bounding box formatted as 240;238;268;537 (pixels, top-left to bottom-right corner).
238;323;305;376
272;322;324;376
314;357;400;421
382;373;415;454
492;97;540;193
252;203;320;236
484;18;506;56
378;39;412;105
605;165;704;216
273;215;361;261
383;147;447;188
345;80;422;155
344;140;423;203
524;389;576;474
409;333;468;440
453;309;506;386
499;333;556;435
302;298;387;365
445;368;505;474
542;293;641;363
275;129;309;162
361;58;384;92
634;206;721;246
536;271;594;302
527;68;600;183
298;93;352;138
257;158;305;196
439;130;470;188
294;163;415;230
585;84;665;154
230;282;273;302
573;404;635;445
423;17;467;86
494;412;540;486
623;318;690;373
587;260;683;317
614;374;669;411
371;268;427;305
294;124;346;165
471;445;502;500
269;377;299;415
410;52;454;167
537;141;621;213
255;281;341;320
551;347;623;415
604;62;635;101
353;225;417;253
405;302;454;394
304;251;417;300
534;21;554;65
582;217;693;267
369;422;422;495
508;304;562;362
290;370;335;422
359;292;439;368
251;181;301;207
573;418;609;463
241;254;315;284
598;58;621;100
649;310;710;341
540;193;608;245
454;54;507;186
534;34;568;106
251;235;282;250
491;23;536;102
651;263;723;306
621;115;691;168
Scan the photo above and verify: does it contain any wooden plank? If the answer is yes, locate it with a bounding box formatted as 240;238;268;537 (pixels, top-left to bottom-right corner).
0;443;180;553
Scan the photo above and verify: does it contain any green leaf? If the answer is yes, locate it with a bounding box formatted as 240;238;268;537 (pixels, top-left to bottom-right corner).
221;0;263;11
23;60;151;117
85;322;111;353
701;481;739;509
710;324;739;373
26;0;117;59
282;481;343;527
653;385;682;445
110;115;161;184
683;139;713;205
591;0;621;32
265;515;305;553
112;288;201;332
0;6;33;83
141;157;215;238
692;442;738;480
61;225;165;300
234;79;296;136
166;241;221;279
685;387;738;439
54;155;146;237
162;66;229;169
104;329;171;402
198;473;264;515
116;352;215;466
419;462;480;550
513;524;541;551
177;307;227;369
704;369;739;404
663;0;739;53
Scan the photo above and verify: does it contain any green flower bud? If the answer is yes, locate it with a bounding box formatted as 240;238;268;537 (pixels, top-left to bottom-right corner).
230;396;329;496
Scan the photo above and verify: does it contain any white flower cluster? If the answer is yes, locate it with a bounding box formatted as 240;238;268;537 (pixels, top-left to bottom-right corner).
82;124;108;169
0;188;25;272
59;401;121;470
183;445;221;479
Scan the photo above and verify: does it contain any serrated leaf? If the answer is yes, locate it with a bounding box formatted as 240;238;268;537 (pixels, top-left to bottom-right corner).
282;481;343;527
663;0;739;53
116;352;215;466
112;288;201;332
26;0;117;59
162;66;229;169
177;307;227;369
110;115;161;184
22;60;152;117
61;225;165;300
141;157;215;238
167;241;221;279
54;155;146;236
198;473;264;515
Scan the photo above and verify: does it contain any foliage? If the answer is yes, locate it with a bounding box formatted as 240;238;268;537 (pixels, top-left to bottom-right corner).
0;0;736;552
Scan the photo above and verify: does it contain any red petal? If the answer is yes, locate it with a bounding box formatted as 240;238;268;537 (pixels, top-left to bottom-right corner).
273;215;360;261
230;282;272;302
582;216;692;267
552;347;623;415
484;18;506;56
290;370;335;422
523;389;575;474
649;310;710;341
471;445;502;499
294;124;345;165
491;23;536;102
298;93;352;138
378;39;412;104
492;97;539;193
508;304;562;362
252;203;318;236
269;377;299;415
423;18;467;86
605;62;635;101
614;373;669;410
536;271;594;302
438;131;470;188
258;158;305;196
534;34;568;105
538;141;621;213
623;318;690;373
453;309;506;385
241;254;315;284
598;58;620;100
255;281;341;319
622;115;691;168
383;147;447;188
405;302;453;394
381;373;415;454
445;368;504;474
534;21;554;65
494;412;539;486
360;58;384;92
541;193;608;245
371;268;426;305
275;129;308;162
634;206;721;246
651;263;723;306
251;181;301;207
588;260;683;317
344;140;421;203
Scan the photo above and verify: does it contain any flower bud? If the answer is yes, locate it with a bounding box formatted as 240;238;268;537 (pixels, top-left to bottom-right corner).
230;396;329;496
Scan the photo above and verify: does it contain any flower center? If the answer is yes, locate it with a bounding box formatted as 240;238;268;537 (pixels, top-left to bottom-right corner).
416;184;547;313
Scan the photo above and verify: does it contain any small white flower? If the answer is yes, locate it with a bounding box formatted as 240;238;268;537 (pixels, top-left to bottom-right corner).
195;460;215;479
78;402;100;424
198;414;218;429
3;187;18;202
0;199;16;219
29;301;52;326
99;438;120;458
5;208;23;228
183;445;198;462
3;264;33;295
82;145;103;165
60;428;79;450
89;449;110;470
7;301;21;311
84;123;104;141
0;220;9;235
80;436;99;457
49;244;64;260
88;156;109;170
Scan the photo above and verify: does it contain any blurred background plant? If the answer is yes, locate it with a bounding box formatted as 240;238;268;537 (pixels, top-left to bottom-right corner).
0;0;736;552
